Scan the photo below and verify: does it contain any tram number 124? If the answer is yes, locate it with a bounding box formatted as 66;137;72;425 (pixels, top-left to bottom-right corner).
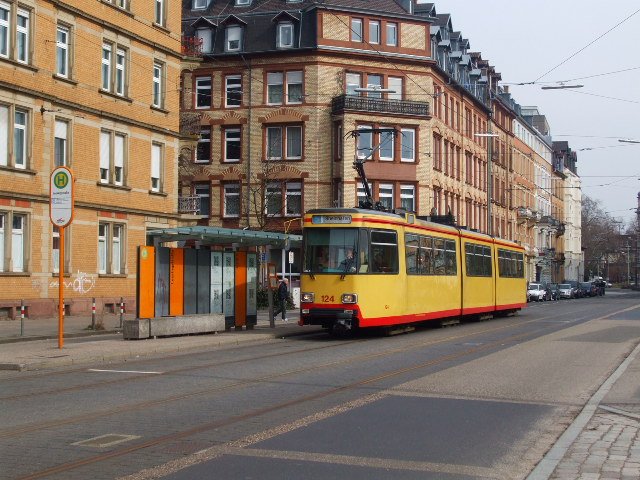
321;295;334;303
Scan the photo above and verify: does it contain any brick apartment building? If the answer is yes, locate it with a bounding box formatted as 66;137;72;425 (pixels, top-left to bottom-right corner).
179;0;578;282
0;0;182;317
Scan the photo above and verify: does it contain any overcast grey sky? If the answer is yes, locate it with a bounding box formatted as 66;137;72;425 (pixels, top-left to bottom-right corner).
428;0;640;226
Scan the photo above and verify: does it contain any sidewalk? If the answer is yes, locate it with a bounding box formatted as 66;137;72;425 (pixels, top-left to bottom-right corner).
530;342;640;480
0;310;311;371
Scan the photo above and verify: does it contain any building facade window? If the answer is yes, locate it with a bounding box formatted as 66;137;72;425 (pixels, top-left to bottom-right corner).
225;75;242;107
345;72;361;95
223;183;240;217
0;212;29;272
277;22;294;48
369;20;380;44
265;125;302;160
16;9;28;63
99;130;127;185
56;25;70;78
379;183;394;210
356;125;373;159
225;25;242;52
366;74;382;98
351;18;362;42
401;128;415;162
1;213;24;272
152;62;164;108
154;0;165;26
224;128;241;162
266;70;303;104
0;104;29;169
400;185;415;212
388;76;403;100
0;4;32;64
98;222;125;274
151;142;163;192
196;27;212;53
379;129;394;161
196;126;211;163
195;76;212;108
0;2;8;58
194;183;210;217
193;0;208;9
265;181;302;216
52;226;70;274
386;22;398;46
101;42;128;97
54;119;69;167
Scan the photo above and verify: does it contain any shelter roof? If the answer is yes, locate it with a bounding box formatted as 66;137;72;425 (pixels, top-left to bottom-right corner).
147;226;302;249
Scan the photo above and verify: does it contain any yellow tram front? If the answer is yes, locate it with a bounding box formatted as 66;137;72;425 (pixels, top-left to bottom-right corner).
299;208;406;333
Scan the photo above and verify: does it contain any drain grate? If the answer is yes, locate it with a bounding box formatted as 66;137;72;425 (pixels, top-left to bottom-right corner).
72;434;140;448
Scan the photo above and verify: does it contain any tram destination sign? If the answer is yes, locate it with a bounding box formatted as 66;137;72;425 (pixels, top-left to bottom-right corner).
50;166;74;227
312;215;352;224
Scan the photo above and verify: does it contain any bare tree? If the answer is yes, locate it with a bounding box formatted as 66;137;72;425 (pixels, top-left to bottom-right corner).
581;195;624;278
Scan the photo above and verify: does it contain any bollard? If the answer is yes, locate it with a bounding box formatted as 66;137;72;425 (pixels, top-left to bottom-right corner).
20;300;25;336
119;297;124;328
91;297;96;330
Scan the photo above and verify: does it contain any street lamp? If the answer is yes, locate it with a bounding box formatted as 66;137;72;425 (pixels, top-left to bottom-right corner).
475;132;499;236
619;139;640;144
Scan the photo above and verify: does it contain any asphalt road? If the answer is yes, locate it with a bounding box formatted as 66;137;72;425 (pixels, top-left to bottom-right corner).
1;290;639;480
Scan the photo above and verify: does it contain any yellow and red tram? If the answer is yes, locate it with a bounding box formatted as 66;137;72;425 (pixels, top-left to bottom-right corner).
299;208;526;333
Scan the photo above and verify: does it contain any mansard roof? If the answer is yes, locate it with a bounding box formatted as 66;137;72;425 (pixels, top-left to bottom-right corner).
183;0;412;17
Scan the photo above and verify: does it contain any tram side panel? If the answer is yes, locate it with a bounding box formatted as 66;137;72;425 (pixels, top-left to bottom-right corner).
461;238;495;316
494;245;527;311
404;230;461;323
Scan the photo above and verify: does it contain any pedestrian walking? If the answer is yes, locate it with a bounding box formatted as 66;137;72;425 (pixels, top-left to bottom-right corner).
273;278;289;322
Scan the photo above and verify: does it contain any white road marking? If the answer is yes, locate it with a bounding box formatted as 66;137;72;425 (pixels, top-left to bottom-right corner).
88;369;163;374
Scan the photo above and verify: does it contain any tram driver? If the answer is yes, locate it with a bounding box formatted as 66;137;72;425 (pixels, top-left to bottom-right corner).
339;247;357;272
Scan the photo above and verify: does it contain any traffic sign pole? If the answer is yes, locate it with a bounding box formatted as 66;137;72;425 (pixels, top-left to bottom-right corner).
50;166;74;349
59;226;64;349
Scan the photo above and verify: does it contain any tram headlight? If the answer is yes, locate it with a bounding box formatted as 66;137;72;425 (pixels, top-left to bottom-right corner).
301;292;315;303
341;293;358;304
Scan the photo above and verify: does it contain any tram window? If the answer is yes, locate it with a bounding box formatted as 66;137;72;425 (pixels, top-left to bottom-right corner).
465;242;492;277
433;238;446;275
445;240;457;275
420;236;434;275
358;229;369;273
371;229;398;274
498;249;524;278
405;234;419;274
303;227;359;273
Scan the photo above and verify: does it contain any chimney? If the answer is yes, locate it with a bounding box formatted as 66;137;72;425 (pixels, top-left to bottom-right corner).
503;86;509;94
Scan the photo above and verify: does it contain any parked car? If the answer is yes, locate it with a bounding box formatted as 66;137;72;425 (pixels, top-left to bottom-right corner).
558;283;574;299
592;279;606;296
545;283;559;301
579;282;597;297
567;280;583;298
527;283;547;302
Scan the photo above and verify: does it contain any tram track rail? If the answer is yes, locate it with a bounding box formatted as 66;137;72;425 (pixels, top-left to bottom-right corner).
8;303;622;480
2;305;607;443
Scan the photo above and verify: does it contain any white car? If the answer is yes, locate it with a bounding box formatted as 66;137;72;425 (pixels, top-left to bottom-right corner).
527;283;546;302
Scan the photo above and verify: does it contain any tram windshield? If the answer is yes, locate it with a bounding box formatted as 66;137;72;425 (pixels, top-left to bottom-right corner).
304;228;366;274
304;227;399;274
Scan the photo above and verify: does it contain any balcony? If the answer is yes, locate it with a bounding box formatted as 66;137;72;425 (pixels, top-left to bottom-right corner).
516;206;533;221
331;94;430;118
178;196;201;214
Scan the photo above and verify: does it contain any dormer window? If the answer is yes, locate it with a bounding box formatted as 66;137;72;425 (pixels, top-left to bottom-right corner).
277;22;294;49
226;25;242;52
193;0;208;9
196;28;213;53
235;0;250;5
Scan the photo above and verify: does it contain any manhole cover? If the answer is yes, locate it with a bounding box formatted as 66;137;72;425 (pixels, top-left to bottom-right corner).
72;434;140;448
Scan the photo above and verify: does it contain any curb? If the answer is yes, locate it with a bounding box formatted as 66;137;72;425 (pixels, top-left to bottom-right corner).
0;326;322;372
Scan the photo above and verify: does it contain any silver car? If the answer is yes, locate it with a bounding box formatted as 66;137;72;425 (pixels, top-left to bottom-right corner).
558;283;574;299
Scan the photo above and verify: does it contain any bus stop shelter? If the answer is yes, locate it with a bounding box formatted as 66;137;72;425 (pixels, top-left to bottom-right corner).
127;227;302;339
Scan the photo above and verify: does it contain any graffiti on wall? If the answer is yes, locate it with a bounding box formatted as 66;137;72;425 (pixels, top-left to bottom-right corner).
48;271;97;294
